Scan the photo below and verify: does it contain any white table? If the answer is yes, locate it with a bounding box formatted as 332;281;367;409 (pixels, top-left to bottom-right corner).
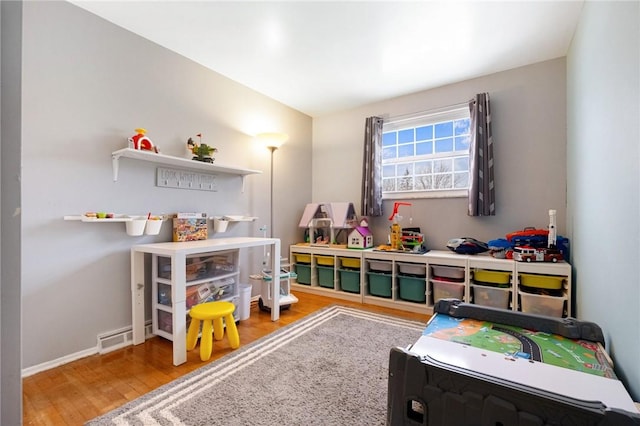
131;237;281;366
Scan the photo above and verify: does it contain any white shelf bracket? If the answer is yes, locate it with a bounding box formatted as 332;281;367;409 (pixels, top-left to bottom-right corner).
112;152;122;182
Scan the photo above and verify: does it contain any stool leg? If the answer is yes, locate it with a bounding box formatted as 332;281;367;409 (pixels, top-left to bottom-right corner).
224;314;240;349
199;319;213;361
186;318;201;351
213;317;224;341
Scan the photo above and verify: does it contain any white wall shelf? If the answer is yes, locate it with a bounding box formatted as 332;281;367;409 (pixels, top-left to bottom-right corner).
64;214;133;222
210;215;258;222
111;148;262;191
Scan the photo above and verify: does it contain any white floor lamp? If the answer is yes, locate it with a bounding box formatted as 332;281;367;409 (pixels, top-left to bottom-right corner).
256;132;289;238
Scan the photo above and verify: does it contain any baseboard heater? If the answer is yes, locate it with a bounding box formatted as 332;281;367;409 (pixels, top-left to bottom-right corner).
97;321;153;354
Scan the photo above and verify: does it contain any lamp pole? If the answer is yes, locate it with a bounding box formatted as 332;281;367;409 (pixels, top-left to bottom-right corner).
268;145;277;239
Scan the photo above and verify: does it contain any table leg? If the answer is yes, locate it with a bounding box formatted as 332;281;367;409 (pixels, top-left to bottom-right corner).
131;250;146;345
270;240;281;321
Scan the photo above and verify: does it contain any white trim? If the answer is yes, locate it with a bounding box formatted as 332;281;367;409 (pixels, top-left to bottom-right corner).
21;321;153;378
382;189;468;200
22;347;98;378
384;104;469;130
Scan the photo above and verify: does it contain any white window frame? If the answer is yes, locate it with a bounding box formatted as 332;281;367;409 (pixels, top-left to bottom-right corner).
382;106;470;200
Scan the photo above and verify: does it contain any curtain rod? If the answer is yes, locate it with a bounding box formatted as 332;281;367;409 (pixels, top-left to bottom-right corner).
383;100;471;124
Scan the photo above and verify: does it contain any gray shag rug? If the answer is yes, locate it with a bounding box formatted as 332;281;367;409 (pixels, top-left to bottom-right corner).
87;305;425;426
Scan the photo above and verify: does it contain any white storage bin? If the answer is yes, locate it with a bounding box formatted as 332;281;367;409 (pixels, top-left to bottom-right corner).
519;290;565;317
397;262;426;277
471;284;510;309
431;279;465;303
367;259;393;273
431;265;465;281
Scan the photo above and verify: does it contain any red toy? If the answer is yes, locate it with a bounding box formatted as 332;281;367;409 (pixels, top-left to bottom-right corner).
128;128;158;153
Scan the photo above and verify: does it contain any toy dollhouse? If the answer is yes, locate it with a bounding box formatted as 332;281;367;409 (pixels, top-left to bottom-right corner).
298;202;358;246
347;218;373;249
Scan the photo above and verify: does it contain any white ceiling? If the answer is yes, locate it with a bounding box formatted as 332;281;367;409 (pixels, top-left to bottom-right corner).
70;1;584;117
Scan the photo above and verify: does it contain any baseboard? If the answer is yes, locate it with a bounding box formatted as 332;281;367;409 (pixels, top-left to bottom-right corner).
22;321;153;378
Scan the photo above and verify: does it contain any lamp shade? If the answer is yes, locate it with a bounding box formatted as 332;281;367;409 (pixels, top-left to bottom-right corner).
256;132;289;150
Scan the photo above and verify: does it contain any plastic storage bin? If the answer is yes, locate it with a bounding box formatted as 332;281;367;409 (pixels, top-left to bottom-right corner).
473;269;510;285
397;262;427;277
431;279;465;303
398;275;426;303
367;272;392;298
431;265;465;281
518;273;564;290
317;265;334;288
368;259;393;273
339;257;361;270
315;255;335;266
471;284;510;309
519;290;565;317
295;264;311;285
293;253;311;264
339;269;360;293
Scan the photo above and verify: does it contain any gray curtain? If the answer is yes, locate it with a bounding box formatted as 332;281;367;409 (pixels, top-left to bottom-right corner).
361;116;384;217
468;93;496;216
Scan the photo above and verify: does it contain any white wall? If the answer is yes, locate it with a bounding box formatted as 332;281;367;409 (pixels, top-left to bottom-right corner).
567;1;639;400
314;59;568;250
20;1;311;370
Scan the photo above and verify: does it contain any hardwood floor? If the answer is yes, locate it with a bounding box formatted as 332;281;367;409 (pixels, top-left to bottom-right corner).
22;292;429;425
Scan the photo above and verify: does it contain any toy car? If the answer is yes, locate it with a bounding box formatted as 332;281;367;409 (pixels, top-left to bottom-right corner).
512;246;563;262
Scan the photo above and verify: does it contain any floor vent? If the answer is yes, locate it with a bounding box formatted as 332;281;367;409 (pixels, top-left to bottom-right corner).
97;322;152;354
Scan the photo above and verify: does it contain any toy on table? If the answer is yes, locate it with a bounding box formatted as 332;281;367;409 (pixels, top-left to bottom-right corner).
446;237;489;254
388;202;412;251
511;209;564;262
187;133;217;163
128;128;159;153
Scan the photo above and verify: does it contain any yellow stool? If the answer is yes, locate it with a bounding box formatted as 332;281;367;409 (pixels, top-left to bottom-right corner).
186;301;240;361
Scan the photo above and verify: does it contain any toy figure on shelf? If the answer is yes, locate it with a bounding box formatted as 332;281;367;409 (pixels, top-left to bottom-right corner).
128;128;159;153
187;133;217;163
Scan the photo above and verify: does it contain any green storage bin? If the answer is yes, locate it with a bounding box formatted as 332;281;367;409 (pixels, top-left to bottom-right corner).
295;264;311;285
339;269;360;293
398;275;426;303
367;271;392;298
317;265;335;288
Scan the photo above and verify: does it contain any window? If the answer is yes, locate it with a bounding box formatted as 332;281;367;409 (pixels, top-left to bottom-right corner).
382;107;470;198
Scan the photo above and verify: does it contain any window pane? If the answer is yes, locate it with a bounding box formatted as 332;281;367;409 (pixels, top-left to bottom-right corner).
416;141;432;155
396;176;414;191
454;172;469;188
398;129;414;143
454;157;468;171
383;146;397;160
415;160;432;174
383;164;396;177
434;159;452;172
454;118;470;135
383;132;396;146
433;173;452;189
415;175;431;190
435;138;454;153
455;135;470;151
397;163;414;176
383;178;396;192
398;144;414;157
416;125;432;141
435;122;453;138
